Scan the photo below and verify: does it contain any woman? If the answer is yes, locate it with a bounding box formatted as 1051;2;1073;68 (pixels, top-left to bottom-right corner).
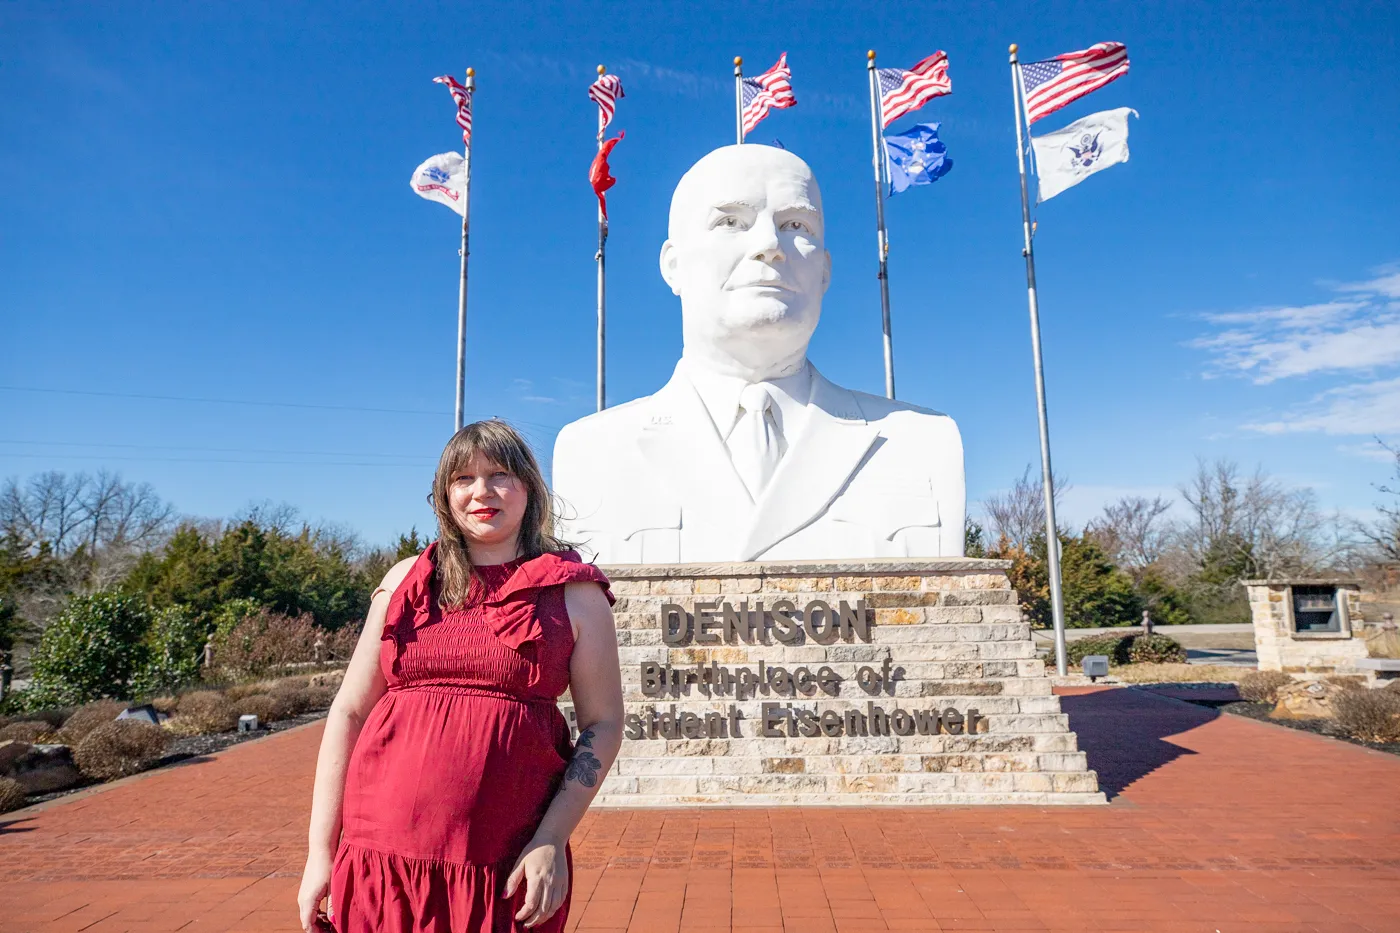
297;420;623;932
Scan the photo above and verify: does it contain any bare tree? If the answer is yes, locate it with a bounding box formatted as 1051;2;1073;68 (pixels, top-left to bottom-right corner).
0;470;175;558
982;465;1071;549
1086;495;1174;580
1358;440;1400;565
1177;458;1329;581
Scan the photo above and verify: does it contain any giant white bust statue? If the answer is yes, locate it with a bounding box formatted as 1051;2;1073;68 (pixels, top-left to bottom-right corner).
552;144;965;563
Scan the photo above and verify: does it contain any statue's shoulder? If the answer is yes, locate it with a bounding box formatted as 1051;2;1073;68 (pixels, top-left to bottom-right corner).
845;387;961;446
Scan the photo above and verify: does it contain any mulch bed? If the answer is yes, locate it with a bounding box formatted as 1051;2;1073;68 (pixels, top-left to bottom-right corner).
21;708;330;807
1169;694;1400;757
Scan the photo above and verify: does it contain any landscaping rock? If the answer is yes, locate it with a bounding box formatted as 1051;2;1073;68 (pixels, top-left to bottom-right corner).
1272;680;1346;720
1;741;82;793
309;669;345;689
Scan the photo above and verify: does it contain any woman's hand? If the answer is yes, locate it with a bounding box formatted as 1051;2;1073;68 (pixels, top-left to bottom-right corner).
504;833;569;928
297;851;333;932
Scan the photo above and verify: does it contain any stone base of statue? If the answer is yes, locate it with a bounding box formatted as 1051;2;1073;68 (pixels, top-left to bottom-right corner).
580;557;1105;806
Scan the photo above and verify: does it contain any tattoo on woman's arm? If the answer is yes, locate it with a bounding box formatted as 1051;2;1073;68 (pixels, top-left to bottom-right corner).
565;728;602;788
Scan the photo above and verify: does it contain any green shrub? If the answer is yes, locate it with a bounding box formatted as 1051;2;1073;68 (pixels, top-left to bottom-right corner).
1333;689;1400;744
1065;634;1131;666
0;720;55;743
1064;632;1187;667
55;700;127;746
133;605;208;698
1127;634;1188;665
168;690;238;736
1239;671;1293;703
73;720;170;780
26;592;152;707
0;776;25;813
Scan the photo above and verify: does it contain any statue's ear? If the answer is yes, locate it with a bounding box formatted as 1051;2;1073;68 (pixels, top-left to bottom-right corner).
822;249;832;294
659;240;681;296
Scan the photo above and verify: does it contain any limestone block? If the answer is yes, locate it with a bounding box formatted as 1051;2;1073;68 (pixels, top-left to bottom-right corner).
617;756;716;776
1052;772;1101;793
873;576;924;592
830;774;900;793
1011;773;1055;793
834;576;873;590
768;576;833;593
599;775;638;794
941;590;1019;607
874;607;926;626
1037;751;1089;772
925;607;985;625
652;579;695;596
611;579;652;596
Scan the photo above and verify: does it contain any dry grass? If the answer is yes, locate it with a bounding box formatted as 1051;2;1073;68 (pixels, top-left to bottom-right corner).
55;700;127;746
0;776;25;813
1239;671;1294;703
1109;663;1247;684
73;720;170;781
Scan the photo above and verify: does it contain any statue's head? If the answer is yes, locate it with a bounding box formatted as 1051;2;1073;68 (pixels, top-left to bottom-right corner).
661;145;831;378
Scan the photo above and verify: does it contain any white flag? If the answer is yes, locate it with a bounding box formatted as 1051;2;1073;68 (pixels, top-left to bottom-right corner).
409;152;468;216
1030;108;1137;203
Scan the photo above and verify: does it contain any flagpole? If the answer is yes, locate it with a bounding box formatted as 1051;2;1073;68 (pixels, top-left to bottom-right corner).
595;65;608;412
734;57;744;144
1009;44;1068;676
866;51;896;400
455;67;475;433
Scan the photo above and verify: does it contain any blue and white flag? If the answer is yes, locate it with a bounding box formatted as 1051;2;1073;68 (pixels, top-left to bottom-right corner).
410;152;468;216
1030;108;1136;203
883;123;952;196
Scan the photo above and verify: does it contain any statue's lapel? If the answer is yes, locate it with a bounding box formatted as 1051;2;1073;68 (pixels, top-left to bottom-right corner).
738;367;879;560
635;367;753;517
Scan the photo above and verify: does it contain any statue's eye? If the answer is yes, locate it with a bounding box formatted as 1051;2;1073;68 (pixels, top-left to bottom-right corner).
783;220;810;233
719;216;739;228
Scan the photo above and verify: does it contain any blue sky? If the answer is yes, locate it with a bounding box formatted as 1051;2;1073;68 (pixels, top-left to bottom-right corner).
2;0;1398;548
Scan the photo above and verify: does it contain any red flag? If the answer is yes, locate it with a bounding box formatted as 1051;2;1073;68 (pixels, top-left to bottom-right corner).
589;131;623;219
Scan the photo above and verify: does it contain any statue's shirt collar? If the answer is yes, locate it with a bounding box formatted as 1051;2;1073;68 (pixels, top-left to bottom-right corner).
678;358;812;449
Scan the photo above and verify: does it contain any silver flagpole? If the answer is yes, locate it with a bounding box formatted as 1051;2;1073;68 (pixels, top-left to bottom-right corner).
866;51;896;400
455;67;475;433
1009;44;1068;675
734;57;744;144
595;65;608;413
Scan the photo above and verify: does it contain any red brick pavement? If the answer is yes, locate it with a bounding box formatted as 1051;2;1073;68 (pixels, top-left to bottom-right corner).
2;687;1398;932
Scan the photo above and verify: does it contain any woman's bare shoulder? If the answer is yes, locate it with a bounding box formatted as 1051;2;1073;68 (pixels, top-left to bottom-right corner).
375;555;420;599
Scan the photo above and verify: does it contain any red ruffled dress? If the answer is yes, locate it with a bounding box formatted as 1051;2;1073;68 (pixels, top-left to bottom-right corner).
330;544;612;933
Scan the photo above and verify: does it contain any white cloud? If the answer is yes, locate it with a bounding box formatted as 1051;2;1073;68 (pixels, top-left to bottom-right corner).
1242;377;1400;436
1192;261;1400;439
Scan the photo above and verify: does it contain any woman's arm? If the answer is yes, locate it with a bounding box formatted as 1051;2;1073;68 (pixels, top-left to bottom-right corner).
505;580;623;928
296;556;415;932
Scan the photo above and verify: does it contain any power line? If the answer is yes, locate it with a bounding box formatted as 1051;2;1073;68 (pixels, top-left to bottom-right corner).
0;384;449;416
0;439;431;460
0;385;568;436
0;452;431;468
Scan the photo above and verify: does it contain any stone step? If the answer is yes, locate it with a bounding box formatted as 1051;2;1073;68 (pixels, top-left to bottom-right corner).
598;770;1101;796
611;751;1091;777
609;731;1083;757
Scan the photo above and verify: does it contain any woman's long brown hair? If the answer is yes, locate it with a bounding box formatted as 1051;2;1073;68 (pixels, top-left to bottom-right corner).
430;420;567;608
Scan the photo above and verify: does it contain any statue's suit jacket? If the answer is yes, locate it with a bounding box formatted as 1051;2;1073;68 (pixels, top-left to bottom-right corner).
552;363;966;563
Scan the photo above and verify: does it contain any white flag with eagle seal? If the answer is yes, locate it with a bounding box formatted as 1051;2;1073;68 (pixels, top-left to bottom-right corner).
410;152;468;216
1030;108;1137;203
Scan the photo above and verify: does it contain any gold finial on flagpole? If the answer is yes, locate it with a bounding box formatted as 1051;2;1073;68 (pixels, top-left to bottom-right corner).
1008;44;1019;62
734;56;742;67
867;50;876;61
597;64;606;75
465;67;474;77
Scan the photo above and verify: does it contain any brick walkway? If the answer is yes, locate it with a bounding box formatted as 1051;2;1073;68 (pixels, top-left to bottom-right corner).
2;687;1398;932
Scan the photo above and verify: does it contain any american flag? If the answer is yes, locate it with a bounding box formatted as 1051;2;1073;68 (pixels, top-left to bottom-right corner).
877;51;952;128
589;73;625;134
741;53;796;137
1020;42;1129;125
433;74;473;143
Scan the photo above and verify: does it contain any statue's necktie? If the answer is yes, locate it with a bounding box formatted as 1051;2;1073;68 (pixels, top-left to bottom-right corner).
729;383;780;501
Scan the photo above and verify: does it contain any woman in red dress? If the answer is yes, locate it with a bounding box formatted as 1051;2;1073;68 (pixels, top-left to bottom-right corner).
297;420;623;932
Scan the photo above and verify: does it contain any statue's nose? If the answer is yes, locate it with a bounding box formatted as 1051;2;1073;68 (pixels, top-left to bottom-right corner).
748;219;785;263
